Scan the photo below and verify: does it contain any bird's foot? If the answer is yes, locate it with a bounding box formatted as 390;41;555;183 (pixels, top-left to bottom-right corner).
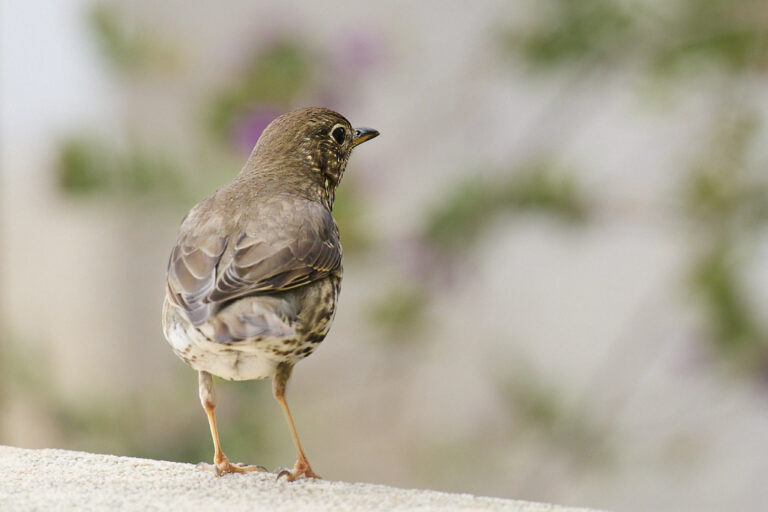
276;458;321;482
198;455;267;477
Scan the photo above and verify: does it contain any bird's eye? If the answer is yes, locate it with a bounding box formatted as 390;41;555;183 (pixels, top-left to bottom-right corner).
331;126;346;144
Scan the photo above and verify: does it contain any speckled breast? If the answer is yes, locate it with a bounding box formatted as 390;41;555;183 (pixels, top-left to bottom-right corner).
162;273;341;381
277;274;341;361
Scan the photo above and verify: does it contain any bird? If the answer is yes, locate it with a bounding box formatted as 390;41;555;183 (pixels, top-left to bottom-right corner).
162;107;379;480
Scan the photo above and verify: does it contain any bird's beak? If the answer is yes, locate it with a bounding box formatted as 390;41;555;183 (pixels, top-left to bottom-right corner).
352;127;379;147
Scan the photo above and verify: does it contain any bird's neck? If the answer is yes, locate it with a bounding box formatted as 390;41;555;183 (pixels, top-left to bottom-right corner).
237;158;337;211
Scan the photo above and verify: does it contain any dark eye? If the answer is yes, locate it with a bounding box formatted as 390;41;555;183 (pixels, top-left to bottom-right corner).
331;126;346;144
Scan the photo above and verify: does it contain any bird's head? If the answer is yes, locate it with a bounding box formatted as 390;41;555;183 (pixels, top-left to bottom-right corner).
247;107;379;207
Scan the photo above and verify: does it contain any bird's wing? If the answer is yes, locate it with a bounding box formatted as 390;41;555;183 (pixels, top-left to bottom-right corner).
166;199;342;333
210;223;341;302
166;231;228;326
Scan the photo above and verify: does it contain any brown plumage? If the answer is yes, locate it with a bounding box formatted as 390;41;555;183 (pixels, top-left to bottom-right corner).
162;107;378;480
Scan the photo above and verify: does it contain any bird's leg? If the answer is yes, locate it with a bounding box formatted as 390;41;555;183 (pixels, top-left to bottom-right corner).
197;371;266;476
274;363;321;481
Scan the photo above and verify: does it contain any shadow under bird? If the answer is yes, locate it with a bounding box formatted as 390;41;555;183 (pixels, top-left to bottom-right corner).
162;107;379;480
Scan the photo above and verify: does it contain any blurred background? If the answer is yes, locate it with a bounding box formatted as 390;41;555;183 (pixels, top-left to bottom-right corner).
2;1;768;510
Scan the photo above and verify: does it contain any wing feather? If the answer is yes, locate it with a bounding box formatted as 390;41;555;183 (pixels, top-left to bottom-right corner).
166;198;341;339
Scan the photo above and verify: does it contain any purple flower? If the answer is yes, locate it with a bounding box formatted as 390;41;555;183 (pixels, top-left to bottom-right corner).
231;105;283;153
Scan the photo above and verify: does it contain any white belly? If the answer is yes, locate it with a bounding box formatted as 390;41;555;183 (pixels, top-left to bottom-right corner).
164;301;280;381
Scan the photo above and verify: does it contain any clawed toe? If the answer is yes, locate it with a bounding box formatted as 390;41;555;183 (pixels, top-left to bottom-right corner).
275;459;321;481
198;455;319;480
231;462;268;472
198;457;267;476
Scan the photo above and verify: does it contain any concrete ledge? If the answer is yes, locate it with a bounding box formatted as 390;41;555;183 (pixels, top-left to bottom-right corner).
0;445;602;511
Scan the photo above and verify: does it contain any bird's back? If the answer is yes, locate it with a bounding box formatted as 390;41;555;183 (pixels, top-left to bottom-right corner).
162;177;343;381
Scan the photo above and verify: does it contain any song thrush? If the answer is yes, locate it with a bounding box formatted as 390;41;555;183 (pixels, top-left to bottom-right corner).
162;107;378;480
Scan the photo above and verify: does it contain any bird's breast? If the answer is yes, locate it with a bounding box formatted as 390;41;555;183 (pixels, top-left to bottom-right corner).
161;274;341;381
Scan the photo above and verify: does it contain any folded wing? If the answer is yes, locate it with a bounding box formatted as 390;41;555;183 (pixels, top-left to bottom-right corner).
166;199;342;342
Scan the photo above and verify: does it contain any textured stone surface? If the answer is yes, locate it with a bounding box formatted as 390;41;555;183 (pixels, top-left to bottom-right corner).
0;446;602;511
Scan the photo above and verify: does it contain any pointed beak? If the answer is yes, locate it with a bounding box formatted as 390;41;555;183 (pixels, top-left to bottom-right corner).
352;126;379;147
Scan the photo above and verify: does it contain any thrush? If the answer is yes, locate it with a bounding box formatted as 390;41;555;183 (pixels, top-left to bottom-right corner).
162;107;378;480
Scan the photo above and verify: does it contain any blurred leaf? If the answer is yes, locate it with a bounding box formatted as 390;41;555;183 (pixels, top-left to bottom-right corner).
501;0;636;68
1;337;53;394
0;339;276;465
507;166;587;217
683;111;768;230
333;183;371;253
683;108;768;373
425;180;493;249
209;41;317;144
651;0;768;76
495;363;614;467
57;138;112;194
689;244;764;362
88;3;178;73
367;284;428;339
425;162;588;248
119;146;184;196
56;136;186;203
502;0;768;79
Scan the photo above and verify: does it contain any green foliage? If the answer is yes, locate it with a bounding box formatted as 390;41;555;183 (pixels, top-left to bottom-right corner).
208;41;317;141
57;137;112;194
650;0;768;76
55;4;188;205
683;110;768;370
88;3;178;73
683;112;768;230
425;179;490;248
332;183;371;253
0;338;277;464
495;364;613;467
504;0;768;376
505;373;562;430
502;0;636;68
689;245;765;364
56;137;185;202
367;284;428;339
425;163;588;248
502;0;768;78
